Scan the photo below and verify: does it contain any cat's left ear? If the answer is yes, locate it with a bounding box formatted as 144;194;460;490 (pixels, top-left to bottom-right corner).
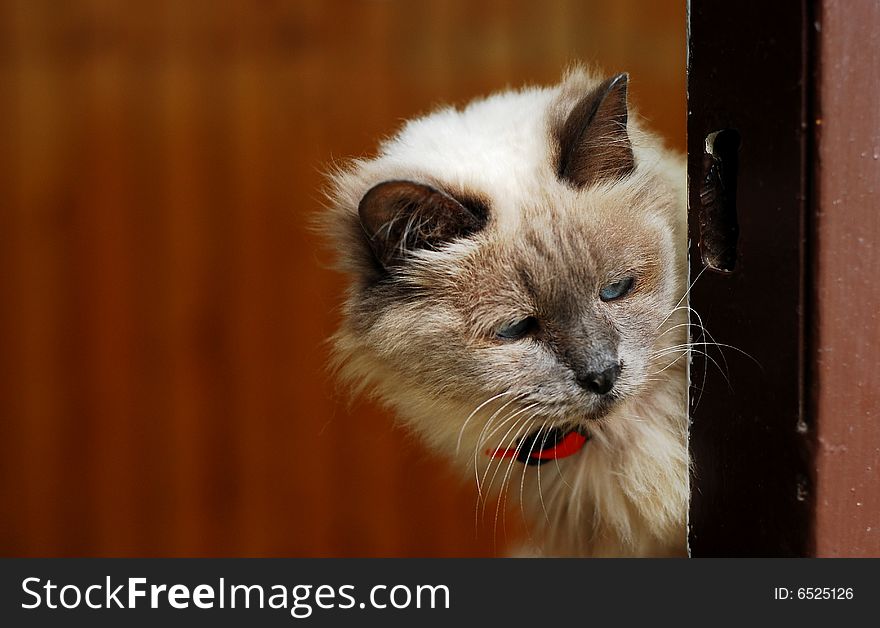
357;180;486;270
557;73;635;188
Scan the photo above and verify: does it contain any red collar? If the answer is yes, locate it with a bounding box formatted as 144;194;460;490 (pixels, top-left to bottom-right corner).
486;427;589;466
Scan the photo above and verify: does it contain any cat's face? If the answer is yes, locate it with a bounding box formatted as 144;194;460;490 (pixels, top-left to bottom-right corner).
456;196;677;425
327;69;686;459
346;185;677;427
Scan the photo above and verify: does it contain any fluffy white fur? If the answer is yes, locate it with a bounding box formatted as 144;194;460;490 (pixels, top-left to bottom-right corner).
324;67;689;557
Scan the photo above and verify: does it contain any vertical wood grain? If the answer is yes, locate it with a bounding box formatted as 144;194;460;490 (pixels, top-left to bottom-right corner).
812;0;880;557
0;0;685;557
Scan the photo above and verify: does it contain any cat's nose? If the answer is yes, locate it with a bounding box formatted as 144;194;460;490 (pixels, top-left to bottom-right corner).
577;363;621;395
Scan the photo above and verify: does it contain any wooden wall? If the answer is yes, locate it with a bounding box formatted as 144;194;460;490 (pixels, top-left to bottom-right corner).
0;0;685;557
812;0;880;557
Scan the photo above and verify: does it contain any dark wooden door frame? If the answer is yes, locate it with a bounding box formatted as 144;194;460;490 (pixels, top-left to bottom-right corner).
687;0;880;557
687;1;814;556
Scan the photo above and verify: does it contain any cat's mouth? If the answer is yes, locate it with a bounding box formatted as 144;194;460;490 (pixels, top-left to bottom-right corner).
485;426;590;466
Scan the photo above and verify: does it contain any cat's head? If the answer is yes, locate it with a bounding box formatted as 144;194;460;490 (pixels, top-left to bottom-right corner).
324;68;686;462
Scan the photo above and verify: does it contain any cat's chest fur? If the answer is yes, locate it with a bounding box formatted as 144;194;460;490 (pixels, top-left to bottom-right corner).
324;66;688;557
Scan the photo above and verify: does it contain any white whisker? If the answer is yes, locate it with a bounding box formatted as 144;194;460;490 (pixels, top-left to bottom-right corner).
456;390;514;455
477;404;539;501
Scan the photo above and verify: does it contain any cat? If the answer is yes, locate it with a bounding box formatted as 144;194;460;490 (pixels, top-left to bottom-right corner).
323;66;689;557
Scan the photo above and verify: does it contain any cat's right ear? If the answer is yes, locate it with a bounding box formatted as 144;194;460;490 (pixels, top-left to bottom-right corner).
357;180;486;270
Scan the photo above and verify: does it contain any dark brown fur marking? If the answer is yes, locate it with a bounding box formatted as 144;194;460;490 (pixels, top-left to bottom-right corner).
358;180;489;269
556;73;636;189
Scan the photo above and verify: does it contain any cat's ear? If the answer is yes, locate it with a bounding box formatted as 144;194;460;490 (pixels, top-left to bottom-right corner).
557;73;635;188
357;180;486;269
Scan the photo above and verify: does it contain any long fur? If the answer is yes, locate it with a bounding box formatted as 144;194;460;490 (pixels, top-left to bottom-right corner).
321;67;689;557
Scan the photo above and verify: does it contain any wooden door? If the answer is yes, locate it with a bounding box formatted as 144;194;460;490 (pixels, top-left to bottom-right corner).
687;0;880;556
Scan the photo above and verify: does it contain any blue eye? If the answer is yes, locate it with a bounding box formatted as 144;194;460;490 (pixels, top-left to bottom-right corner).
599;277;635;302
496;316;538;340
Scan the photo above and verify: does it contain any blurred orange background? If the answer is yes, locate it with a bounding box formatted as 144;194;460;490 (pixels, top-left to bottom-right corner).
0;0;685;556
